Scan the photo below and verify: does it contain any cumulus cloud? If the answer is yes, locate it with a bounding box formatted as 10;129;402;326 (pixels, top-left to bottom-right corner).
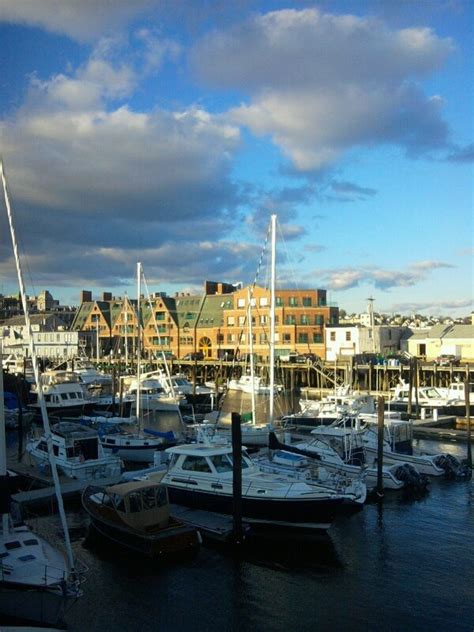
192;8;455;171
0;0;158;41
319;260;454;291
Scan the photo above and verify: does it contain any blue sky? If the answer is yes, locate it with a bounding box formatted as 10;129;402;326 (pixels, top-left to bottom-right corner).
0;0;472;316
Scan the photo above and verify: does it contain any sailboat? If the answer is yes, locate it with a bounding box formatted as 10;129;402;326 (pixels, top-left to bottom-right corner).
0;160;82;626
101;263;176;463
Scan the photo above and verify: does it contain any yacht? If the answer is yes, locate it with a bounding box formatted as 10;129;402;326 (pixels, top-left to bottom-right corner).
227;375;274;395
389;381;465;416
26;422;122;480
161;442;352;531
82;477;200;558
29;370;92;418
288;389;375;427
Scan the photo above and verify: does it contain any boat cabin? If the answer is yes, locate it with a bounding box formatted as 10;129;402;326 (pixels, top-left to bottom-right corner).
166;444;254;476
34;422;101;461
99;479;171;530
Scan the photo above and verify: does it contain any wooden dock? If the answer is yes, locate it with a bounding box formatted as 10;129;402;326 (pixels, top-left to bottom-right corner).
170;504;246;542
11;475;122;507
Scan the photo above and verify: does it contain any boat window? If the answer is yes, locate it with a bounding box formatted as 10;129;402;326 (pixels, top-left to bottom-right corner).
142;487;157;510
38;441;48;452
61;393;69;400
112;495;125;512
155;486;167;508
210;454;233;473
0;552;9;558
106;438;116;444
19;554;36;562
53;445;59;456
182;456;212;473
44;395;51;402
70;392;77;399
128;492;142;513
5;541;21;550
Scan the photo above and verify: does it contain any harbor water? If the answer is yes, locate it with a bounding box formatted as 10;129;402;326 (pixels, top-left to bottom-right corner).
7;391;474;631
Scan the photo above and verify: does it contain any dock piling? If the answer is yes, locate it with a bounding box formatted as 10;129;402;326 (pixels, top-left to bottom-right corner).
465;379;472;469
231;412;243;544
376;396;385;498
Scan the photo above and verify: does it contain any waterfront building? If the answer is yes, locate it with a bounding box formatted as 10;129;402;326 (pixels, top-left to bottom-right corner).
325;324;407;361
405;321;474;362
70;282;338;361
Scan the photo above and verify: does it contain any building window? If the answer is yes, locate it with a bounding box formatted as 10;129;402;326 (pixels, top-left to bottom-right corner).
275;297;284;307
315;315;324;326
238;316;246;326
227;333;236;343
289;297;298;306
227;316;235;326
298;333;309;343
285;315;296;325
217;334;224;343
302;297;312;307
330;332;336;341
346;331;351;341
155;312;165;321
237;298;245;308
301;315;309;325
283;333;291;343
260;315;267;325
259;297;268;307
313;333;323;343
259;333;267;344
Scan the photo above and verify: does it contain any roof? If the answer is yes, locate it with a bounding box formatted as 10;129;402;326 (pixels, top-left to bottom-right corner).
197;294;227;329
166;443;232;456
106;478;165;496
1;313;64;327
410;324;474;340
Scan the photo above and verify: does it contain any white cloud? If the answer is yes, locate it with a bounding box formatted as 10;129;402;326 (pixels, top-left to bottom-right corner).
0;0;157;41
192;8;455;171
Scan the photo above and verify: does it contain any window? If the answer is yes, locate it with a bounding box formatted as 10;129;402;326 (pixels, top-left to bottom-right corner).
227;334;236;343
283;333;291;343
285;315;296;325
275;297;284;307
210;453;233;473
302;297;312;307
238;316;246;326
237;298;245;308
259;315;267;325
155;312;165;321
259;333;267;344
227;316;235;326
298;333;309;343
259;297;268;307
330;332;336;341
182;456;212;473
301;315;309;325
289;297;298;306
128;493;142;513
315;315;324;326
313;333;323;343
346;331;351;341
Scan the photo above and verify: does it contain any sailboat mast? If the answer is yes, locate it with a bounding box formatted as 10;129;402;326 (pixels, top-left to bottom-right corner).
136;262;142;426
0;161;75;572
269;214;276;425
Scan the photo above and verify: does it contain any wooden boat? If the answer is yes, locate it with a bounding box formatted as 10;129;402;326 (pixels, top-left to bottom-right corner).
82;477;200;558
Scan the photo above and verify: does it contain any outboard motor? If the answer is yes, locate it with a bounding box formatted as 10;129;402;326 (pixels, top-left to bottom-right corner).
394;463;430;493
433;454;472;480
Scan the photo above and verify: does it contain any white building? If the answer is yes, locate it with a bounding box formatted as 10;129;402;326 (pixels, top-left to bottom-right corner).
1;314;92;360
325;324;405;361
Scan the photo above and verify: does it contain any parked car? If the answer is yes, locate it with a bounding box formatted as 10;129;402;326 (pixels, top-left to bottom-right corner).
183;351;204;361
434;354;460;366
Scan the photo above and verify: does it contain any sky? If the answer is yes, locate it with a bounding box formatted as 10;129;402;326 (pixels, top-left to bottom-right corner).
0;0;472;317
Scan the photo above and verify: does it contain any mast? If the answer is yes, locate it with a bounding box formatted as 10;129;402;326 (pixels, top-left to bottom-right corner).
124;291;129;367
269;214;276;425
0;160;75;572
248;288;256;425
136;262;142;429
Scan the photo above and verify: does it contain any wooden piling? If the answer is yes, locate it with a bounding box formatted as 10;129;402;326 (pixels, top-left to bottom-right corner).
377;395;385;498
465;379;472;469
231;412;243;544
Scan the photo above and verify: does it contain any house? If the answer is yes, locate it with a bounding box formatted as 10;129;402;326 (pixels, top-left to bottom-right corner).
405;322;474;361
325;324;406;361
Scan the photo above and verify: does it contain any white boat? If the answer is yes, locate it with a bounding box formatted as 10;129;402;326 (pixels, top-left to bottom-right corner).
435;380;474;405
389;381;465;416
125;376;184;414
253;449;367;505
290;388;375;427
227;375;274;394
29;370;91;417
358;413;468;477
161;442;352;531
26;422;122;480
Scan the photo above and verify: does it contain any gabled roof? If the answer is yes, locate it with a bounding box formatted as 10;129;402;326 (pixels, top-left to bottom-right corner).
426;324;474;339
196;294;227;329
174;295;204;328
1;313;64;327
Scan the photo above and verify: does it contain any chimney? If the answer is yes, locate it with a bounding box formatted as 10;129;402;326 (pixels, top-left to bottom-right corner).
103;292;112;301
80;290;92;303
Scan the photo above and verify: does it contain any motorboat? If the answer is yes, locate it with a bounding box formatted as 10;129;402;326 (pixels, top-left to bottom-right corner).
252;449;367;505
161;442;352;531
26;422;122;480
273;421;429;492
125;376;184;414
288;389;375;427
29;370;92;418
81;477;200;558
227;375;274;394
388;381;465;417
358;414;469;478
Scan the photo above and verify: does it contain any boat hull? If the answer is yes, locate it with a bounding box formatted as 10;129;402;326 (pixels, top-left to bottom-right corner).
165;485;343;531
0;582;69;628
